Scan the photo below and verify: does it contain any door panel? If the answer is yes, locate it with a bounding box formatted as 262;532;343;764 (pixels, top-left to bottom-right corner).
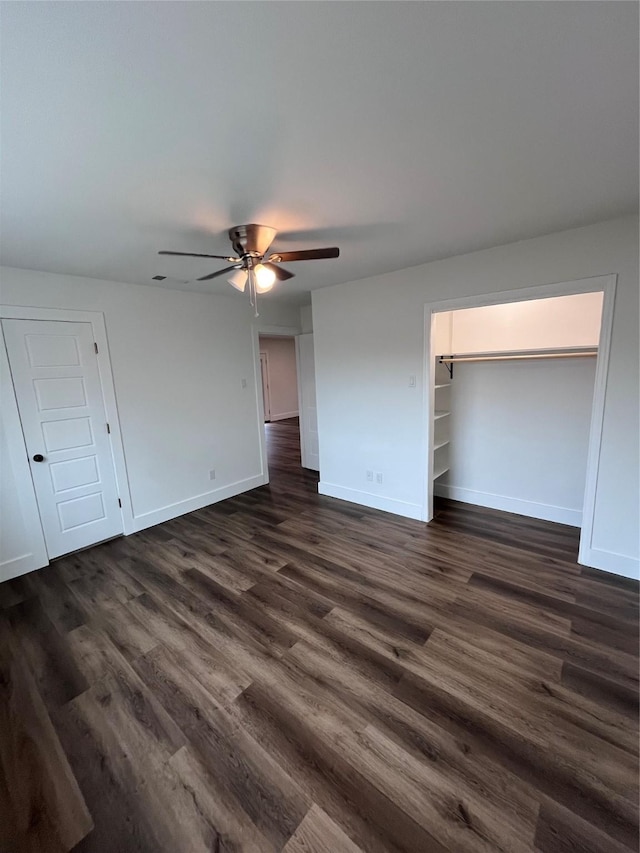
34;376;87;410
2;319;123;558
296;334;319;471
50;456;100;493
25;332;81;366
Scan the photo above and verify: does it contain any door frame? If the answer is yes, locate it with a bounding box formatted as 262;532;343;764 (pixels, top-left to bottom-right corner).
1;305;134;544
421;274;617;570
295;336;308;468
259;351;272;422
253;323;301;484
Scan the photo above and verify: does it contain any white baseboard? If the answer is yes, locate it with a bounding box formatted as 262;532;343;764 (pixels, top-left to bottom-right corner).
269;411;299;422
1;551;48;582
578;546;639;580
130;473;269;533
434;483;582;527
318;482;423;521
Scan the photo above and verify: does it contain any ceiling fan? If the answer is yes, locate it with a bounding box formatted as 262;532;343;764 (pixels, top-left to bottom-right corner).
159;224;340;315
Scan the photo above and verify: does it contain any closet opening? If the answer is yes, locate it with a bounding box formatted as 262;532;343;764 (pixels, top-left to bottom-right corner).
424;275;616;568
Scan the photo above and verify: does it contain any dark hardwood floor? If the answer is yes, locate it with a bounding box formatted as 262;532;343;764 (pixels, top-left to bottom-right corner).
1;417;638;852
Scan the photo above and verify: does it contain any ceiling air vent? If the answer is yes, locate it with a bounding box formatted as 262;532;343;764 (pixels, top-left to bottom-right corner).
152;275;167;281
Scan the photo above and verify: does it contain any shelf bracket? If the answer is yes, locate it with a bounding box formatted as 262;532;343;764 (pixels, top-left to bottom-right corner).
438;356;453;380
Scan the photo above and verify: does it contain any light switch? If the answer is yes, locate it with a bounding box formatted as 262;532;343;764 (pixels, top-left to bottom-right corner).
409;375;416;387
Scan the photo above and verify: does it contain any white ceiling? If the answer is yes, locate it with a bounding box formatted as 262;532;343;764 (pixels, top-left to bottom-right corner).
1;2;637;304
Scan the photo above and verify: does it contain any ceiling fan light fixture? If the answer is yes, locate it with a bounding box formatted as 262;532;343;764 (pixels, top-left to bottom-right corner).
253;263;276;293
228;268;248;292
159;223;339;316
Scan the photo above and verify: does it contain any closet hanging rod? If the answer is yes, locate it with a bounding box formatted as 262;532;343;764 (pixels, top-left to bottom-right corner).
438;351;598;365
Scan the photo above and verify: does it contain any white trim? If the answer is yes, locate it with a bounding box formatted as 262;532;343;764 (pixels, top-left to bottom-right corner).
259;349;272;422
423;274;620;571
269;411;299;421
1;305;116;323
576;277;617;567
424;273;613;315
130;473;269;532
257;324;301;337
423;312;437;521
0;553;45;583
434;484;582;527
318;481;423;521
578;547;639;581
251;327;269;482
1;304;135;535
295;335;308;468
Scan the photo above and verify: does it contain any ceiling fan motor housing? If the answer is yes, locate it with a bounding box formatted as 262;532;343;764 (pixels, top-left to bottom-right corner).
228;224;277;258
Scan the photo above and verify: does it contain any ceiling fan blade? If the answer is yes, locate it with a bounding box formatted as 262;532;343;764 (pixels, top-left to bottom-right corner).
197;265;241;282
269;247;340;263
264;262;295;282
159;251;237;260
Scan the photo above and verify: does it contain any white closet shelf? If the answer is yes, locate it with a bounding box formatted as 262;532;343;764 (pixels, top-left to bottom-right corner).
434;410;450;420
435;383;451;389
434;439;450;451
433;464;450;480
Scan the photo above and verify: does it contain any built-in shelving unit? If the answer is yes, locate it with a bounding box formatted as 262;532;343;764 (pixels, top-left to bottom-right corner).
428;291;603;523
431;360;451;490
433;462;449;481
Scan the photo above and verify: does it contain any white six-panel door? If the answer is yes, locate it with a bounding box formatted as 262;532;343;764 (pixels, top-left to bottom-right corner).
2;319;123;558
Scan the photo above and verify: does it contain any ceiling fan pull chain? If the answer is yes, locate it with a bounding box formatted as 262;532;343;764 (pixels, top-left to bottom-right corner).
248;268;259;317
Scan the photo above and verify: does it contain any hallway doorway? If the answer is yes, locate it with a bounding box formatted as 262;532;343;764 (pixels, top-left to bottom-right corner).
263;417;319;495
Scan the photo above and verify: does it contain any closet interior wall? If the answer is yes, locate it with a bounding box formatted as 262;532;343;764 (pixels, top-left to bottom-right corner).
431;292;603;527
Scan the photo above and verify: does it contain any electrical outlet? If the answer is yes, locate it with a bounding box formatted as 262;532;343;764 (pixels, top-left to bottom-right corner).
375;472;383;484
366;470;373;482
209;469;216;480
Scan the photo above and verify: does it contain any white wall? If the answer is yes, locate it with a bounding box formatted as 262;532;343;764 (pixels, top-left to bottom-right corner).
300;304;313;333
313;215;639;578
437;358;597;526
0;267;271;576
445;292;603;354
255;299;302;332
259;336;299;421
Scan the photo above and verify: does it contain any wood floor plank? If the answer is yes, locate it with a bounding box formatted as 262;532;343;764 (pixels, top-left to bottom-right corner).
5;598;89;710
231;678;448;853
0;619;93;852
533;798;633;853
1;417;637;852
451;584;639;688
561;661;639;721
420;629;638;757
283;804;366;853
336;721;537;853
133;643;310;850
168;745;278;852
394;668;638;848
281;635;541;847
